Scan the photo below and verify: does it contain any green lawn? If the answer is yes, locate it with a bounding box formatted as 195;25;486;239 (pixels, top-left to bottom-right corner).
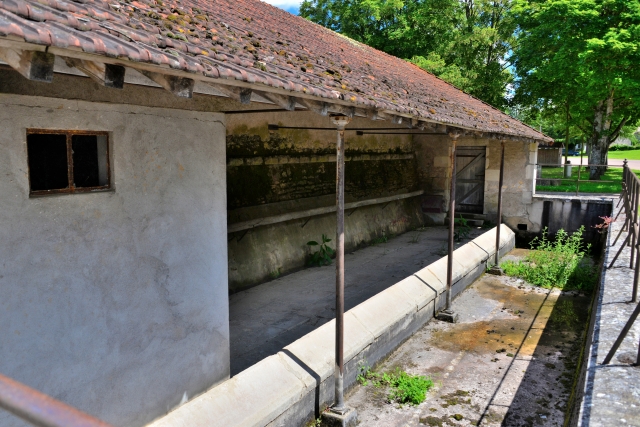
607;150;640;160
536;166;640;193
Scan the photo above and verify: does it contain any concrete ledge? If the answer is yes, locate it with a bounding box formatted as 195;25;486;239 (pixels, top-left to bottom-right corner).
147;225;516;427
149;354;314;427
284;312;374;383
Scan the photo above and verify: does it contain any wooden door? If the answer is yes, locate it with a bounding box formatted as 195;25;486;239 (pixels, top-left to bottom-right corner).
455;147;486;214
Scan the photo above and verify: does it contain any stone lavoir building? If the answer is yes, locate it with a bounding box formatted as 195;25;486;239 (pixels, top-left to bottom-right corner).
0;0;551;426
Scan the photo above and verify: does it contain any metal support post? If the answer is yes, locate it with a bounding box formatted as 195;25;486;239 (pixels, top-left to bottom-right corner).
631;183;638;268
437;131;460;323
576;149;583;195
489;141;505;275
633;183;640;302
330;114;351;416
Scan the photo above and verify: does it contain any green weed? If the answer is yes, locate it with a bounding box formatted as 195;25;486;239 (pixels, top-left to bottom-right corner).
357;362;433;405
306;234;335;266
454;215;471;241
501;227;596;291
269;268;281;279
372;234;388;244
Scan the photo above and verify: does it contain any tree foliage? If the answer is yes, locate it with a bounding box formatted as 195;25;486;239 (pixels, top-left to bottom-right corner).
511;0;640;178
300;0;516;108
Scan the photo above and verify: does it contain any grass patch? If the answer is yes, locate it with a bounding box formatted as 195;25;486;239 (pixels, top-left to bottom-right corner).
536;166;640;193
501;227;597;292
357;364;434;405
607;149;640;160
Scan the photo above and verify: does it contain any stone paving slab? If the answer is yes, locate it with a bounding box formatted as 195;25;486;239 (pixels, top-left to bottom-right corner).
577;202;640;427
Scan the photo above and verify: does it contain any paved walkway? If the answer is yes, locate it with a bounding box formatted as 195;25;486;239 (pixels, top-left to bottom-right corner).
229;226;486;375
577;201;640;426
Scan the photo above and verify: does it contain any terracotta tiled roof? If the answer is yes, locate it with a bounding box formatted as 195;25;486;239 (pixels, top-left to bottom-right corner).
0;0;552;142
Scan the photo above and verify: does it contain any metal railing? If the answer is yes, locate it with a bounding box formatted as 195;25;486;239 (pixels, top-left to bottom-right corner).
603;161;640;365
0;373;114;427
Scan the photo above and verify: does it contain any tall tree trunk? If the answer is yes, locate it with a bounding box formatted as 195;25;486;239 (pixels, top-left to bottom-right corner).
589;90;614;180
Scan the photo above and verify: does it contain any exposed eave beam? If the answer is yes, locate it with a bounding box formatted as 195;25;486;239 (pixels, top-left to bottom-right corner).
256;91;297;111
138;70;194;98
329;105;355;118
64;57;125;89
0;48;54;82
210;83;252;104
297;98;329;116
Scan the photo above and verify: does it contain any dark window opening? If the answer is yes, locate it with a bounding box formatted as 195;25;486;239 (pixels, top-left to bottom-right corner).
27;133;69;191
27;130;110;196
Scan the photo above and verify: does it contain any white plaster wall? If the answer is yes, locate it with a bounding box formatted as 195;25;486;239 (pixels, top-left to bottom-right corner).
0;94;229;427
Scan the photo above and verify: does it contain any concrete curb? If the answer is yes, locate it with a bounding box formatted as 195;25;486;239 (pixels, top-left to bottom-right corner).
147;225;515;427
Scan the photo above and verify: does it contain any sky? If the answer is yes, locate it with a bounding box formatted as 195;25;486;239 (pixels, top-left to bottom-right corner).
261;0;302;15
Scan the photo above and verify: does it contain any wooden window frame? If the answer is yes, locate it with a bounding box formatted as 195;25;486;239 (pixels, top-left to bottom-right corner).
27;129;111;196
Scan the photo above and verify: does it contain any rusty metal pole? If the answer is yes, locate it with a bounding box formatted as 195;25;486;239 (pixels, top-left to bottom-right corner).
330;114;351;416
437;131;460;323
0;373;114;427
631;182;638;268
494;141;505;267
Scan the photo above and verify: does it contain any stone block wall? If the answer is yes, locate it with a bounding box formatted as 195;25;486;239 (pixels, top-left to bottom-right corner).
226;112;423;290
413;134;538;227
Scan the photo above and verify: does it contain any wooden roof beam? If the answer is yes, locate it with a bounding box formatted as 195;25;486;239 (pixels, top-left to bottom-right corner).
210;83;252;104
298;98;329;116
64;57;124;89
138;70;194;98
257;91;297;111
0;48;54;82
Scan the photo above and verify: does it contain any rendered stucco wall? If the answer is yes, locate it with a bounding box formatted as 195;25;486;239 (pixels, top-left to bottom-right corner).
0;94;229;427
414;134;537;226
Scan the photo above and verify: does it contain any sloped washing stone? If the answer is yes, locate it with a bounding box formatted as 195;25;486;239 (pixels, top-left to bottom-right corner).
414;265;446;295
350;285;416;339
471;224;514;257
283;312;374;382
423;255;466;287
147;354;311;427
455;240;491;270
394;275;437;311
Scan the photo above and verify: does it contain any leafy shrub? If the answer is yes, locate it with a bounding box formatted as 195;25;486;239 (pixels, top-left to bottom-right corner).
501;226;596;292
306;234;335;266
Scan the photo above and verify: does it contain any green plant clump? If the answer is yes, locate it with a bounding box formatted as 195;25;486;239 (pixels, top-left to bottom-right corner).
454;215;471;241
357;364;434;405
501;226;596;291
306;234;335;266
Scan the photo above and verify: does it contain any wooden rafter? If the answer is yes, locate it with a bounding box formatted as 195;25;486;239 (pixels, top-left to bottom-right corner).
0;48;54;82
